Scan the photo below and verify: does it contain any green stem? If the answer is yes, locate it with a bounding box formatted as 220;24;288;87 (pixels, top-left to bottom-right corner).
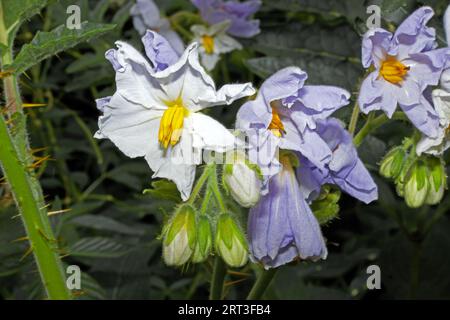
209;256;227;300
0;5;70;299
187;164;213;205
353;112;408;146
246;268;278;300
0;116;70;299
348;101;360;136
208;164;227;212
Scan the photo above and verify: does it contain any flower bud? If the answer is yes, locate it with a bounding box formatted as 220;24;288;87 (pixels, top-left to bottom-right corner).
215;213;248;268
379;147;406;179
192;215;213;263
395;156;414;197
425;157;447;205
311;185;341;225
162;205;196;266
404;160;429;208
223;158;261;208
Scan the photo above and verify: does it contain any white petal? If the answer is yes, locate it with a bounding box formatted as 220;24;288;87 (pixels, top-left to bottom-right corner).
200;52;220;71
188;112;236;152
444;5;450;45
191;24;208;36
214;34;242;54
152;42;255;111
113;41;167;110
432;89;450;125
145;129;200;201
95;93;162;158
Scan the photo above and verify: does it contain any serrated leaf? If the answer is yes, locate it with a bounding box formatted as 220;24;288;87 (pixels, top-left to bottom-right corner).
1;0;50;45
69;237;130;258
9;21;116;74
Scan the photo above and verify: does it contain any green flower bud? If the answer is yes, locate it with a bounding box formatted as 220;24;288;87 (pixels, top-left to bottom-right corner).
215;213;248;268
425;157;447;205
162;205;197;266
380;147;406;179
395;156;414;197
311;185;341;225
223;158;262;208
404;160;429;208
192;216;213;263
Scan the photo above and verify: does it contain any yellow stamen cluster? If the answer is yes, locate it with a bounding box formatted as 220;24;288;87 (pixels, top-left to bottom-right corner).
268;106;285;137
202;35;215;55
379;56;410;84
158;96;189;149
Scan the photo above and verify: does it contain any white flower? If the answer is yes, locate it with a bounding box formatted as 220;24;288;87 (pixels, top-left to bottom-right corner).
416;89;450;155
417;5;450;155
95;36;255;201
191;21;242;71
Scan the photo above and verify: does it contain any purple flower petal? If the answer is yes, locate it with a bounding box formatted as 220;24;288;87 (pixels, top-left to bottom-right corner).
394;6;436;59
248;165;327;269
192;0;261;38
142;30;180;72
361;28;395;68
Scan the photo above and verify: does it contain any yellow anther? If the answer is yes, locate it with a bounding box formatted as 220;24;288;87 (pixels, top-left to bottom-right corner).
158;96;189;148
379;56;410;84
202;35;215;54
268;106;285;137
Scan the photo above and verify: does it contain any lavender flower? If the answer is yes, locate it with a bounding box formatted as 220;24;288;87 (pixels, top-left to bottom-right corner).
248;152;328;269
131;0;185;55
238;67;378;268
358;7;450;138
191;0;261;38
236;67;350;192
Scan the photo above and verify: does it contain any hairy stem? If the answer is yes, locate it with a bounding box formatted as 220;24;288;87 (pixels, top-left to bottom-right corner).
0;5;70;299
246;268;278;300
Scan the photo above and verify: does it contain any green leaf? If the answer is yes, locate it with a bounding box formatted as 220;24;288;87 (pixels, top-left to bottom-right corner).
0;0;50;45
69;237;131;258
9;21;116;74
264;0;368;30
250;23;361;61
70;215;145;236
143;180;182;202
246;55;362;91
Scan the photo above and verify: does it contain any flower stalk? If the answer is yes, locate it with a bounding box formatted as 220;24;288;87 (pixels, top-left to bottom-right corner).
246;268;278;300
0;7;70;299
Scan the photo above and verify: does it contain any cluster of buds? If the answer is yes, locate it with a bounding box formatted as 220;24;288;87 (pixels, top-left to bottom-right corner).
380;146;447;208
162;204;248;268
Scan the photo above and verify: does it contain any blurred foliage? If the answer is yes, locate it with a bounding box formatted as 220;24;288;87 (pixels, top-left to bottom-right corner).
1;0;450;300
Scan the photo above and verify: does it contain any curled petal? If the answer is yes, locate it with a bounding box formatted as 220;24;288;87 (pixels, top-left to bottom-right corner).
394;6;436;59
142;30;179;72
361;28;395;68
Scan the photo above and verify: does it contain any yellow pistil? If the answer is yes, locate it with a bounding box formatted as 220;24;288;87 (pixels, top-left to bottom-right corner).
158;96;189;149
202;35;215;55
379;56;410;84
268;105;285;137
